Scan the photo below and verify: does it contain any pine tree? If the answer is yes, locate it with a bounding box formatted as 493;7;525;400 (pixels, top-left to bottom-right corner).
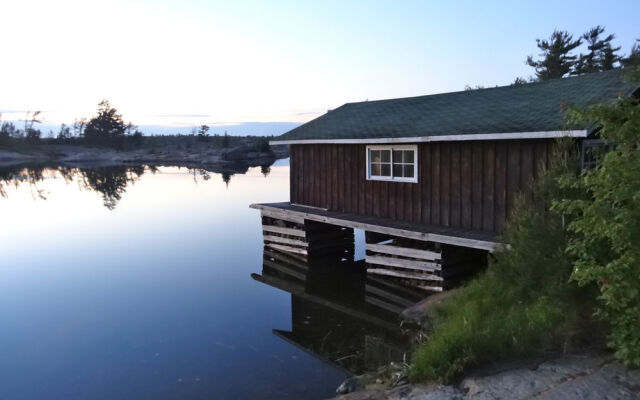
573;26;622;74
526;30;582;80
622;39;640;67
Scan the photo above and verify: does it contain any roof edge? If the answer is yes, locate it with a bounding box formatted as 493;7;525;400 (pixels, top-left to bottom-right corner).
270;130;588;145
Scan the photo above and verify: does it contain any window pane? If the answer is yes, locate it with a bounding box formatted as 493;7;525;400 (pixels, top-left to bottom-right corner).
371;150;380;163
371;163;381;176
393;164;403;177
404;150;414;163
392;150;402;163
381;163;391;177
404;164;414;178
381;150;391;162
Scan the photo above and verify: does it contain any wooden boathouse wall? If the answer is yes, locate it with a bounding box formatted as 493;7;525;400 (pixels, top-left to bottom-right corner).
289;140;553;234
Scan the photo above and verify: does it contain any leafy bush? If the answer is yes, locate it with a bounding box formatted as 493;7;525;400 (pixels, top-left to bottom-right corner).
555;77;640;366
411;140;593;383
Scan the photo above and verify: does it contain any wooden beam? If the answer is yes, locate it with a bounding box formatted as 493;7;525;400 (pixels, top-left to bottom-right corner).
266;243;308;255
366;243;441;261
414;285;444;292
260;209;305;224
366;268;443;282
366;255;441;272
263;234;308;247
251;203;501;251
262;225;306;237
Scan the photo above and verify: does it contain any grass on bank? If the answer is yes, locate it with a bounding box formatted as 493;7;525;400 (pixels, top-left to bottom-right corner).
410;140;597;383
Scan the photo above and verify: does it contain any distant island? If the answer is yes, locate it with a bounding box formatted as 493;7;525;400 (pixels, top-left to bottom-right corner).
0;100;288;169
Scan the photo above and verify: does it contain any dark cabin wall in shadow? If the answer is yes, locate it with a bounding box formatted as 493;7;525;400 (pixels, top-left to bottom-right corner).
289;140;553;234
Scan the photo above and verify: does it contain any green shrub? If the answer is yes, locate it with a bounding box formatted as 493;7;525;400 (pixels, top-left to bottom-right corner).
411;140;592;383
556;78;640;366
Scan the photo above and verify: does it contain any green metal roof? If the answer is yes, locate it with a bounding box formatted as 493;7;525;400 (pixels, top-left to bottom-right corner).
274;69;638;143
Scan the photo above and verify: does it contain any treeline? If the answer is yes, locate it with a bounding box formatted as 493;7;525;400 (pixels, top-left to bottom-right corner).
464;26;639;90
0;100;273;153
522;26;639;82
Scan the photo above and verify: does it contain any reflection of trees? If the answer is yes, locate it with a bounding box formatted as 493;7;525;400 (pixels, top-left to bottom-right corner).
0;166;47;200
0;165;148;210
260;164;271;177
79;167;144;210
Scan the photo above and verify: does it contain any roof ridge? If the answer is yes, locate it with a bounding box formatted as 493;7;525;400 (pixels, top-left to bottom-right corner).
342;69;625;107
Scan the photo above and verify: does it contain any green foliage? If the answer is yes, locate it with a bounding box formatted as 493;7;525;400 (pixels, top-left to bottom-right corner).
411;141;589;383
527;30;583;80
555;76;640;366
622;39;640;68
573;26;622;75
84;100;127;147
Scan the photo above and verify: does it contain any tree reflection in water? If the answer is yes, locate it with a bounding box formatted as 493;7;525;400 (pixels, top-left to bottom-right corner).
0;165;151;210
0;161;271;209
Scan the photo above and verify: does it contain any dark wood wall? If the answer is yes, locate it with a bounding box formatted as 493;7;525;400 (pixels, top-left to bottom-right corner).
290;140;553;234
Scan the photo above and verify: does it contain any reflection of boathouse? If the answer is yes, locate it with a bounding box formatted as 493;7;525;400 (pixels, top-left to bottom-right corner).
252;70;636;291
252;249;423;374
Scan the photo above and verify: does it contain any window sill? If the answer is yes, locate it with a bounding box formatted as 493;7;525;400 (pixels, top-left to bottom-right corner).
367;176;418;183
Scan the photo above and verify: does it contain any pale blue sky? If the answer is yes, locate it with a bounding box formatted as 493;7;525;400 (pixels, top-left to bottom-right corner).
1;0;638;133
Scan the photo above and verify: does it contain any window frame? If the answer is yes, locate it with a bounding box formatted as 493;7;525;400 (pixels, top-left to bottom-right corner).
365;144;418;183
581;138;606;170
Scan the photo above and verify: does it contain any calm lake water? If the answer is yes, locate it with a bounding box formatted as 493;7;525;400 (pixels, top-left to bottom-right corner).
0;161;415;400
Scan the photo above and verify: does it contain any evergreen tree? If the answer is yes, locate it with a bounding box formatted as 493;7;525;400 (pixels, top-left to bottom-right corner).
526;30;582;80
84;100;126;141
573;26;622;74
622;39;640;67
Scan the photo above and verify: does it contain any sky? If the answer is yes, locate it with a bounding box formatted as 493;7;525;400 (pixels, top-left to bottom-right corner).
1;0;639;135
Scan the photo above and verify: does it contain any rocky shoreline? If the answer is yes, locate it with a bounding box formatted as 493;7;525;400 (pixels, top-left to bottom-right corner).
0;142;289;170
330;292;639;400
331;354;639;400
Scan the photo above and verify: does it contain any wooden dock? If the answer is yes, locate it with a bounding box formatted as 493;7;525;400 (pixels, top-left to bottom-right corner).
251;202;503;252
252;202;500;292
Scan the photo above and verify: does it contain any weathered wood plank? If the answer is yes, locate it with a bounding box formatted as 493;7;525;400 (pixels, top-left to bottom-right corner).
414;285;444;292
441;142;451;227
494;141;507;233
366;268;444;281
482;141;495;232
471;142;483;230
506;140;521;220
262;225;306;237
450;142;461;228
358;145;366;215
266;243;308;255
263;234;308;247
366;243;441;261
461;142;472;229
431;143;441;224
421;143;431;224
260;209;305;224
366;255;440;272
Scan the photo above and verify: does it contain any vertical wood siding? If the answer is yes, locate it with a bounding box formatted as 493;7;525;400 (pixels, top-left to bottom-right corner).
289;140;554;234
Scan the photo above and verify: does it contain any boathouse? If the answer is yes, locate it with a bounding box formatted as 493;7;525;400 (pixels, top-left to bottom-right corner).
252;69;638;291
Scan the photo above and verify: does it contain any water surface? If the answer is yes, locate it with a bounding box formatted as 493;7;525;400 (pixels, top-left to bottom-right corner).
0;162;414;400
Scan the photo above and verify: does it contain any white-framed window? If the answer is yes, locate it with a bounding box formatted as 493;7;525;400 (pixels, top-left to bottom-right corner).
366;145;418;183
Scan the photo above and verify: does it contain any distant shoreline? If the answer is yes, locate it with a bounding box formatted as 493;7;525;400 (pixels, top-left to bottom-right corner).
0;141;289;171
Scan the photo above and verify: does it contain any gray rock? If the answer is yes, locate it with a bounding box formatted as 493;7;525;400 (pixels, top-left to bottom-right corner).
337;377;364;394
400;290;458;328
